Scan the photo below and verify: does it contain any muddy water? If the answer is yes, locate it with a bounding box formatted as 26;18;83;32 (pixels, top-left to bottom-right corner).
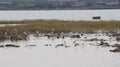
0;33;120;67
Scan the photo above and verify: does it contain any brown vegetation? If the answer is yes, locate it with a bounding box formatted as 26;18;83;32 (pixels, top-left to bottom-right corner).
0;20;120;40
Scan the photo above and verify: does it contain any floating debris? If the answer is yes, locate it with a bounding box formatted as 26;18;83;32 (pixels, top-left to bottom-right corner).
0;45;4;48
26;45;36;47
44;44;52;46
111;44;120;48
5;44;20;48
110;47;120;52
98;40;110;47
70;35;80;38
55;44;64;48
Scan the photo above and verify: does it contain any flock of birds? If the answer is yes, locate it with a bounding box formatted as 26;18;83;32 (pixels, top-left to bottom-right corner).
0;29;120;52
37;32;120;52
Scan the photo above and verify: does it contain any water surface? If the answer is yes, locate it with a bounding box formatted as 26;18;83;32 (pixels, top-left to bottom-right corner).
0;9;120;21
0;33;120;67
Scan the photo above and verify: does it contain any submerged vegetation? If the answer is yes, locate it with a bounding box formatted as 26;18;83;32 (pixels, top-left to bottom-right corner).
0;20;120;41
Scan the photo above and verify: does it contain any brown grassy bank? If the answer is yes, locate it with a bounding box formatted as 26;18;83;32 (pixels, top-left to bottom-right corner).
0;20;120;40
0;20;120;33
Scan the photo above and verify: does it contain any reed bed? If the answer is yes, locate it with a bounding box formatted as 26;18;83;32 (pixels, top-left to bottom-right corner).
0;20;120;35
0;20;120;41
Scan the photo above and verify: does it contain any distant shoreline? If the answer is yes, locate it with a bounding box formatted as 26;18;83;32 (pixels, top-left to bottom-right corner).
0;8;120;11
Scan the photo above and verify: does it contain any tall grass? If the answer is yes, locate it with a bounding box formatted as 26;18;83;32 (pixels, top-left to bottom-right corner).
0;20;120;35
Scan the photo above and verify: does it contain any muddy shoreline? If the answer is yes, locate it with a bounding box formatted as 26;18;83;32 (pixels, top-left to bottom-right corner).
0;20;120;53
0;31;120;53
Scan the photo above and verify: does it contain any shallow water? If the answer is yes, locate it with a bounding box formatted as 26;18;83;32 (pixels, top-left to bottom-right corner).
0;9;120;21
0;24;22;27
0;33;120;67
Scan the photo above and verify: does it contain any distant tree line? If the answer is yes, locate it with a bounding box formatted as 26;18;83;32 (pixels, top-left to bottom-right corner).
0;0;120;10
